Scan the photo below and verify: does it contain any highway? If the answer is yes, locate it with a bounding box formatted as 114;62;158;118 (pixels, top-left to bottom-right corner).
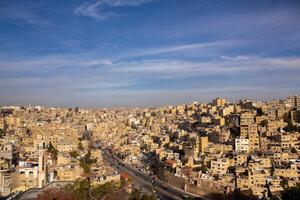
103;151;206;200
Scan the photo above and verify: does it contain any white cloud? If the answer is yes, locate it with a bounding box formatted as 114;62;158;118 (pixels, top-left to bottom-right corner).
0;55;112;72
125;40;243;57
1;40;300;107
103;0;155;7
74;1;112;20
109;56;300;79
1;52;300;78
74;0;155;20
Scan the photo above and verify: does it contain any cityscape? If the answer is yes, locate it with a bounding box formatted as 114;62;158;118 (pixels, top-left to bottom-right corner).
0;96;300;199
1;0;300;200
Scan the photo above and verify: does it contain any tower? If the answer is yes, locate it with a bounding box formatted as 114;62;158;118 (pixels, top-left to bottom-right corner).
199;136;208;154
38;141;47;188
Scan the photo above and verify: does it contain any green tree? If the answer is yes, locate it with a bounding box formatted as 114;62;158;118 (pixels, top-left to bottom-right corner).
37;188;75;200
260;120;268;127
200;156;208;173
0;128;4;138
226;190;259;200
129;188;157;200
63;180;123;200
291;147;297;154
284;118;297;132
281;183;300;200
78;142;84;151
91;181;118;199
47;142;58;160
256;108;263;116
79;162;91;174
64;180;90;200
79;150;96;174
69;151;79;158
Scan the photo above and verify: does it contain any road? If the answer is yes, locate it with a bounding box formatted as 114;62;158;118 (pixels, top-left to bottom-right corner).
103;151;207;200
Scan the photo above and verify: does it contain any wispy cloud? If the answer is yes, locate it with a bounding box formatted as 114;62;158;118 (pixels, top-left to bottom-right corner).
104;0;155;7
0;2;48;26
109;56;300;79
1;51;300;84
1;45;300;75
1;52;300;107
74;1;112;20
0;55;112;72
125;40;243;58
74;0;156;20
0;39;240;72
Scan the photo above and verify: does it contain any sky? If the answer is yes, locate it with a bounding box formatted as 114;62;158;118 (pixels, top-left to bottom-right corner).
0;0;300;107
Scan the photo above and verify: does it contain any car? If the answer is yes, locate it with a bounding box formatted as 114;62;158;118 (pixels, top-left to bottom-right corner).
182;194;191;199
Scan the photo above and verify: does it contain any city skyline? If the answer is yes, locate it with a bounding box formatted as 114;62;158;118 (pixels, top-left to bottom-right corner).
1;0;300;107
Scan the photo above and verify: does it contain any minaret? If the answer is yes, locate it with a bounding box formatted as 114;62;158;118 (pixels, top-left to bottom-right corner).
38;141;47;188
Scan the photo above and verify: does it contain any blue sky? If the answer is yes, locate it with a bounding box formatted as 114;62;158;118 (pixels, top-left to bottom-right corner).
0;0;300;107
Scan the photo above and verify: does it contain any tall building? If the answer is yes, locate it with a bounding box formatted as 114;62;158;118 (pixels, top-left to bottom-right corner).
235;137;249;153
198;136;208;153
38;141;47;188
212;98;226;107
240;112;254;126
0;158;11;196
287;95;300;107
291;109;300;123
214;116;225;127
249;132;260;152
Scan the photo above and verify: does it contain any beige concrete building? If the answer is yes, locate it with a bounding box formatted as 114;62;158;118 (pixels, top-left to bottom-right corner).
213;98;226;107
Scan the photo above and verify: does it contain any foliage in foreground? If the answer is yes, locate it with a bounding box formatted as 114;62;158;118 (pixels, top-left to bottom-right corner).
37;179;157;200
129;188;157;200
37;180;118;200
281;183;300;200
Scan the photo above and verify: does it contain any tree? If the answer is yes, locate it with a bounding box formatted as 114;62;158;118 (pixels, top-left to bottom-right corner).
62;180;125;200
47;142;58;160
80;162;91;174
182;166;193;178
226;190;259;200
0;128;4;138
269;166;275;176
79;150;96;174
291;147;297;154
227;166;236;175
78;142;84;151
281;183;300;200
283;118;297;132
129;188;156;200
120;176;127;187
256;108;263;116
64;180;90;200
200;157;208;173
69;150;79;158
260;120;268;127
91;181;118;199
37;188;75;200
